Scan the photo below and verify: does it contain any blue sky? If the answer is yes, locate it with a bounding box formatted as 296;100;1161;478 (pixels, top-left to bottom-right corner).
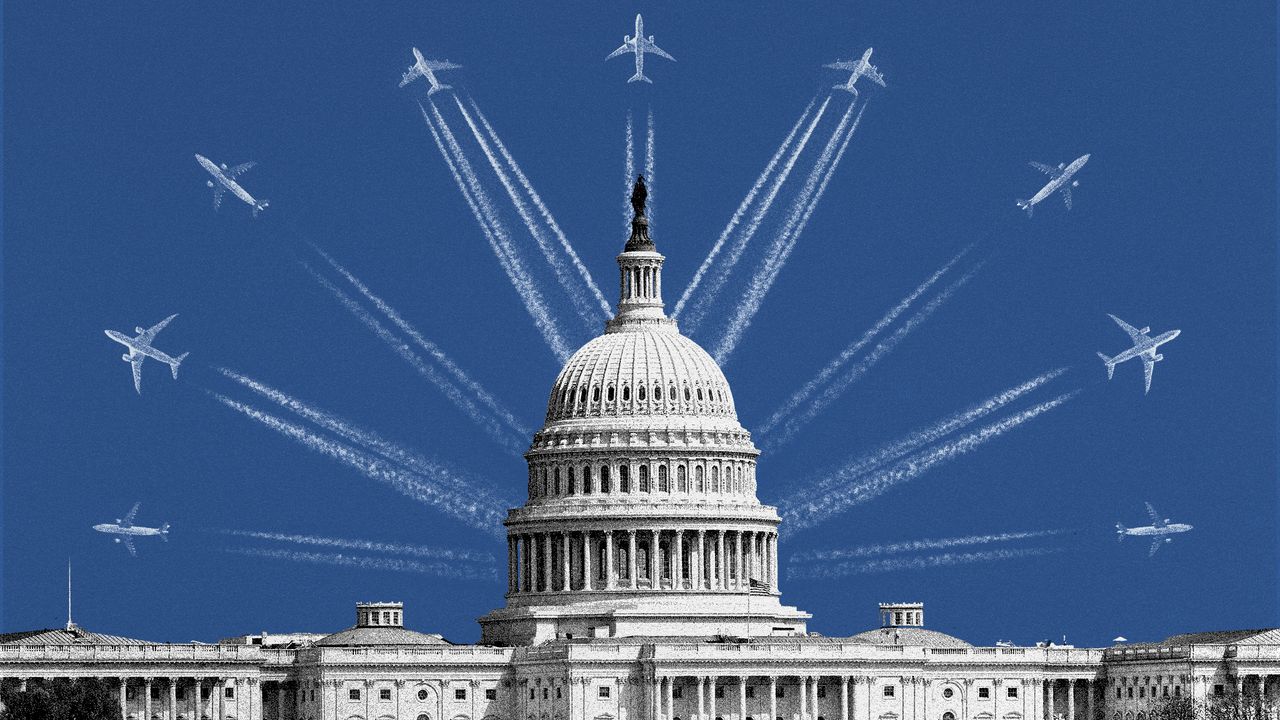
3;2;1276;646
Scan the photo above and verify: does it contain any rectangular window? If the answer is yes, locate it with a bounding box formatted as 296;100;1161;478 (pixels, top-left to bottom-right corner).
225;688;235;699
1128;688;1134;698
776;687;785;699
381;689;392;701
177;689;185;701
530;690;535;700
151;687;161;700
979;688;990;699
350;690;361;701
747;688;755;699
1139;688;1145;698
202;688;211;700
599;687;612;699
817;687;826;699
716;687;724;699
486;689;497;701
1008;687;1018;699
543;689;549;700
1116;689;1121;700
884;686;895;698
456;689;468;701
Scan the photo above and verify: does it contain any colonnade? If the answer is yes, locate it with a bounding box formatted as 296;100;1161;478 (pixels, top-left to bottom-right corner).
112;676;264;720
507;528;778;595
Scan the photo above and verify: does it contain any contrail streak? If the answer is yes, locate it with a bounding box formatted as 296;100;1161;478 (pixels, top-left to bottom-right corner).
778;367;1070;511
214;366;513;505
646;106;655;230
758;246;973;437
298;264;526;456
680;96;832;333
209;528;495;563
309;247;529;439
419;101;572;362
625;110;634;231
763;262;985;448
786;390;1080;531
674;98;816;319
220;546;498;580
788;547;1061;578
207;390;506;535
713;101;867;363
789;529;1069;563
457;97;610;324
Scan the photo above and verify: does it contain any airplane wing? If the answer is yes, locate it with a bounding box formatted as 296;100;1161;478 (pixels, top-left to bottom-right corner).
122;502;141;528
123;537;137;557
606;42;633;61
226;161;256;179
643;39;675;62
1148;540;1162;558
1029;161;1061;177
398;68;422;88
424;59;462;71
1108;314;1150;343
130;355;145;394
824;60;859;71
1142;355;1155;394
1145;502;1167;528
138;314;179;344
864;66;887;87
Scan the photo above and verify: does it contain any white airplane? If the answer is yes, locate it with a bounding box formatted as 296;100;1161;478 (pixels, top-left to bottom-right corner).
1017;154;1090;217
825;48;887;96
1096;313;1181;394
195;154;268;217
399;47;461;95
104;314;189;394
606;14;675;84
1117;502;1193;557
93;502;169;557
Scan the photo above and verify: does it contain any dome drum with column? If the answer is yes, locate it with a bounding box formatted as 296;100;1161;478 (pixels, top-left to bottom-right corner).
478;179;810;646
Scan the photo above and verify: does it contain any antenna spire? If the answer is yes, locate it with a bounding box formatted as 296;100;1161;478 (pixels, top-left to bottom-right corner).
66;559;74;631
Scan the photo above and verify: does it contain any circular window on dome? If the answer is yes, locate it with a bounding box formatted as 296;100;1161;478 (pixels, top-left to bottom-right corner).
942;689;954;699
418;690;429;701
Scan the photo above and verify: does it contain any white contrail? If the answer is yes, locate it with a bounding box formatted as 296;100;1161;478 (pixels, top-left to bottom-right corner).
214;366;512;505
674;98;817;319
680;96;832;333
778;367;1070;511
209;528;495;563
758;245;973;437
310;246;529;439
789;547;1061;579
298;264;527;456
789;529;1069;563
419;101;572;362
455;96;609;326
220;546;498;580
713;100;867;363
787;390;1080;531
625;110;634;231
207;390;506;535
763;262;985;448
646;106;655;230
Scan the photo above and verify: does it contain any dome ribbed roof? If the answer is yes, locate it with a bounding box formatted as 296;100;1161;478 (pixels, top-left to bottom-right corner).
545;325;737;423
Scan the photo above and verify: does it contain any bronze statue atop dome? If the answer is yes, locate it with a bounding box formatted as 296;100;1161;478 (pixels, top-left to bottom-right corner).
630;175;648;218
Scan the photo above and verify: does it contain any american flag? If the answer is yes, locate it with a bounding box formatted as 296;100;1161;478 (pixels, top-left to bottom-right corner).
748;578;771;595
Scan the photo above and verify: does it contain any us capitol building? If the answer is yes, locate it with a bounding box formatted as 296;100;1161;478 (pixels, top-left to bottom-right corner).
3;183;1277;720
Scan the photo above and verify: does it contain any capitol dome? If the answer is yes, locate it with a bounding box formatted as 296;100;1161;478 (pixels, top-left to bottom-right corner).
479;178;810;646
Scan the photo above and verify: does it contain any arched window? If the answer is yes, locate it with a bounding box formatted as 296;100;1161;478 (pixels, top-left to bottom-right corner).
582;464;592;493
607;386;616;402
418;715;431;720
711;465;720;492
580;387;587;404
554;467;562;495
618;547;629;577
567;466;576;495
600;466;611;493
697;387;704;401
639;465;650;492
540;467;548;497
592;386;601;402
622;385;631;402
695;465;705;492
684;386;691;402
669;384;677;403
658;465;669;492
677;465;687;492
638;547;649;578
943;714;956;720
620;465;630;492
638;385;647;401
654;385;662;401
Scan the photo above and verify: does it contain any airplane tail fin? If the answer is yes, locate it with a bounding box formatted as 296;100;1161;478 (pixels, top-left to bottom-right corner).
160;523;170;540
170;352;190;380
628;72;652;84
427;83;453;96
253;201;269;219
1097;352;1115;379
1116;523;1126;541
1016;199;1033;217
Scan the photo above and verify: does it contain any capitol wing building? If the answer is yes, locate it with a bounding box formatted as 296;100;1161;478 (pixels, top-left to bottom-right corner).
3;190;1278;720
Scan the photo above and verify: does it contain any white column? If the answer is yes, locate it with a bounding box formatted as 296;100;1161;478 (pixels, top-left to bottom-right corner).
583;532;594;590
741;677;748;720
695;531;706;589
565;532;576;589
717;531;727;590
675;531;684;589
145;677;153;720
800;677;808;720
217;679;225;720
194;679;203;720
1048;681;1056;720
543;534;554;592
629;531;639;589
120;679;129;720
169;679;178;720
735;532;744;590
529;534;539;592
699;677;707;720
606;531;615;589
1068;681;1075;720
770;678;778;720
651;529;661;588
841;677;849;720
667;678;676;720
709;676;718;720
770;534;779;591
